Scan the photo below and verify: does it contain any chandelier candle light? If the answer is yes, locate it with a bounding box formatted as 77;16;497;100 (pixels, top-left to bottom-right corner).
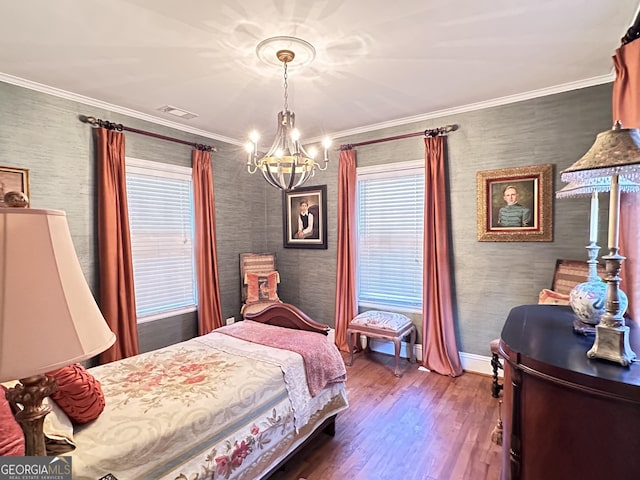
246;37;331;191
561;121;640;366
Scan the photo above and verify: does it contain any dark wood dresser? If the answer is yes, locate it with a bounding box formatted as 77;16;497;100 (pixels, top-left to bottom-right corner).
499;304;640;480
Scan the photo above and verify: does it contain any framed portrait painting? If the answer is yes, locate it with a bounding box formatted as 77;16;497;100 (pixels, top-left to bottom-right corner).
476;163;553;242
283;184;327;249
0;165;30;207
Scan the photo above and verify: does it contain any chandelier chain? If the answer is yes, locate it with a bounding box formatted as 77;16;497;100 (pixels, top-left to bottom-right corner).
246;40;331;190
283;61;289;112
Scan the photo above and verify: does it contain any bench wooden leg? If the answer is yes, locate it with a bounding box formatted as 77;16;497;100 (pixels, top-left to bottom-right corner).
408;326;417;364
393;326;417;376
346;330;355;366
393;337;401;377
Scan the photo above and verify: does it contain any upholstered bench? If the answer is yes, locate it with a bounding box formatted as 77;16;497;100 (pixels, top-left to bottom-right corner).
346;311;417;377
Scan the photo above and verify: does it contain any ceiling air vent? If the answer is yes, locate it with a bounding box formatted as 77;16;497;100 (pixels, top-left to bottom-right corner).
157;105;198;120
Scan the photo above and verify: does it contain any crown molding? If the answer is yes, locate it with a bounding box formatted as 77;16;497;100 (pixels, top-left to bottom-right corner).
0;73;241;146
323;72;615;142
2;70;614;147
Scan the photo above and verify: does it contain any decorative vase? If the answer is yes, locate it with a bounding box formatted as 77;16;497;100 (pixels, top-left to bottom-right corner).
569;279;628;334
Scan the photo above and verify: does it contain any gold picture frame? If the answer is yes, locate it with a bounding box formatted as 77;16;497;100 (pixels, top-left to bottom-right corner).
476;163;553;242
0;165;30;207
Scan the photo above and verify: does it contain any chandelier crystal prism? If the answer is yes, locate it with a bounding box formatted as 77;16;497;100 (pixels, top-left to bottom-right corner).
246;42;331;191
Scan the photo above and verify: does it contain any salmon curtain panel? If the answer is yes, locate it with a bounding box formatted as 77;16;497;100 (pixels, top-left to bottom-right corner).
95;127;139;363
422;136;463;377
612;35;640;321
192;149;223;334
333;149;358;352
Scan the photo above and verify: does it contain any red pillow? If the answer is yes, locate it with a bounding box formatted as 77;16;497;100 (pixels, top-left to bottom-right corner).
47;364;105;425
245;271;280;303
538;288;570;305
0;385;25;456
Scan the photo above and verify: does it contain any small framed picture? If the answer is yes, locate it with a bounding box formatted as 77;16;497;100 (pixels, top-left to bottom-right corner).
283;184;327;249
476;164;553;242
0;166;30;207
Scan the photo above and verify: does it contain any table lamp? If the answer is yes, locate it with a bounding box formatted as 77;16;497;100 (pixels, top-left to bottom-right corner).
556;177;639;334
561;121;640;366
0;195;116;455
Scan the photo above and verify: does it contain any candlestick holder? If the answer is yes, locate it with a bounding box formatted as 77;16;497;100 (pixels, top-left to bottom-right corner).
587;248;635;365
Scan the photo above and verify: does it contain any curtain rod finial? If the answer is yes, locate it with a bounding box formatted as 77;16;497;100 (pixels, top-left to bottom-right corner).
79;115;97;126
425;124;458;137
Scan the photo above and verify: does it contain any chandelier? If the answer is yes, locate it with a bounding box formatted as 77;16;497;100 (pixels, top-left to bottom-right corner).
246;38;331;191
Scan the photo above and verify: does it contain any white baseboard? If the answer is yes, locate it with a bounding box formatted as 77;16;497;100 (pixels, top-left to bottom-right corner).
366;338;501;377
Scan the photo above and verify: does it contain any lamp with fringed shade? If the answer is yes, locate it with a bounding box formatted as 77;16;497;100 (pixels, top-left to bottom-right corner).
560;121;640;366
556;177;639;334
0;198;115;455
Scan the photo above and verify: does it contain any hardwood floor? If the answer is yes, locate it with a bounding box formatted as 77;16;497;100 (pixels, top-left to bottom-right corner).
269;351;503;480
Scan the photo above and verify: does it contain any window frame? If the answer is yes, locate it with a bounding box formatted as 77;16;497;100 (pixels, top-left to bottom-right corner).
356;159;425;313
125;157;197;323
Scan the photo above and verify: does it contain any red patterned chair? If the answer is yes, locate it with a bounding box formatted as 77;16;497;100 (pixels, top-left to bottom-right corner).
240;253;282;318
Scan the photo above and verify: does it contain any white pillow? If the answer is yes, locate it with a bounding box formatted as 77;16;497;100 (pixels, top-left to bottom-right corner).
43;397;76;454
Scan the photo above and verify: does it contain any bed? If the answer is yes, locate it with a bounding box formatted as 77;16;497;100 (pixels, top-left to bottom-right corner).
66;303;348;480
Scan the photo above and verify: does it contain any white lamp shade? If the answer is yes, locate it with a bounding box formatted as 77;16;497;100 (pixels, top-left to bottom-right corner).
0;208;115;381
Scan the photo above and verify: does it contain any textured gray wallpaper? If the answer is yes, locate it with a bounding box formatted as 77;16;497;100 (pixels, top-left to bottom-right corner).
0;80;615;358
0;81;269;352
269;83;615;357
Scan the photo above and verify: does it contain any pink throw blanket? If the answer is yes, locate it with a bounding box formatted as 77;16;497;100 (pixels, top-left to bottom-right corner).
217;321;346;397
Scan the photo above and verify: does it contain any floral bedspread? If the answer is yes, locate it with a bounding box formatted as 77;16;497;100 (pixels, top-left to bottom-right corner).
69;331;348;480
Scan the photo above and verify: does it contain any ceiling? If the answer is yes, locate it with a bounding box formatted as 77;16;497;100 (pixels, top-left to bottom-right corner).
1;0;638;146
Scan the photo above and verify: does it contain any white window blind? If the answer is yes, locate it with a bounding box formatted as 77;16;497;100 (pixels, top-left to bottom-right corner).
357;161;424;309
126;158;196;321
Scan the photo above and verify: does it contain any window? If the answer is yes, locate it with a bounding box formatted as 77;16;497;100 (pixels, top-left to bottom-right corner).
126;158;196;322
357;160;424;311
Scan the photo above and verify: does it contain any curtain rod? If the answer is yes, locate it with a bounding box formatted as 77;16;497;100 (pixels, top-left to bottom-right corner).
339;124;457;151
621;9;640;45
79;115;217;152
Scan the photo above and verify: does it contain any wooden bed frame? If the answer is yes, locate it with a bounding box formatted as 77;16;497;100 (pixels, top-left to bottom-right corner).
246;302;330;336
263;414;337;479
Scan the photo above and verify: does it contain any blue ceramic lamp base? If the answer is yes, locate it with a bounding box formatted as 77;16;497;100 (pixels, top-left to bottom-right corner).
570;279;628;335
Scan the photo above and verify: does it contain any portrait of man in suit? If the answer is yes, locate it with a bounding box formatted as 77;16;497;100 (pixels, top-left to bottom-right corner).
284;185;327;249
293;199;319;239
